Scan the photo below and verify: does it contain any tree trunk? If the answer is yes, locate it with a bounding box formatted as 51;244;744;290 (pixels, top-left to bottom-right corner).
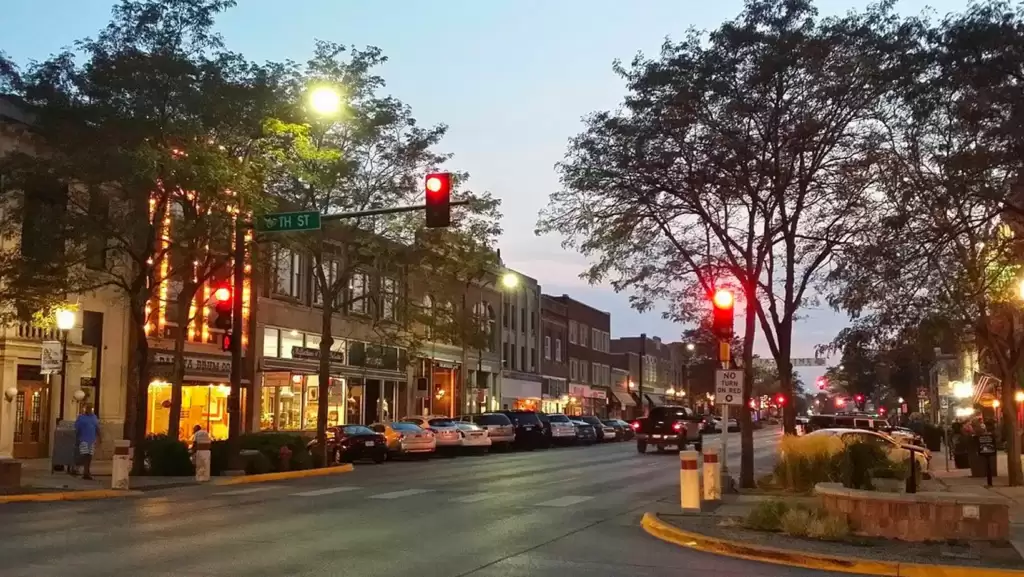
999;361;1023;486
777;324;796;435
459;291;468;417
130;316;151;476
316;305;333;467
166;283;195;441
739;281;757;488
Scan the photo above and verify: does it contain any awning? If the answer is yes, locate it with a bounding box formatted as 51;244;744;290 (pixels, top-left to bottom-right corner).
645;394;666;407
610;390;636;407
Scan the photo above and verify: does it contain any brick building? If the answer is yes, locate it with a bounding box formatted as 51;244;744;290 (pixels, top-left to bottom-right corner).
547;294;613;417
539;295;569;413
611;335;681;412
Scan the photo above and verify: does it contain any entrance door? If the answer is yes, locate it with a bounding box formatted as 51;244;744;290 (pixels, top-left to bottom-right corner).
13;381;50;459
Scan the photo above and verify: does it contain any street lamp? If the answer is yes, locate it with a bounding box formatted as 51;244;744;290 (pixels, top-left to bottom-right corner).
686;343;695;352
501;272;519;289
308;85;343;116
54;308;76;423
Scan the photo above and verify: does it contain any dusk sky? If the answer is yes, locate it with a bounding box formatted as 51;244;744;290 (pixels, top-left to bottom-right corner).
4;0;967;384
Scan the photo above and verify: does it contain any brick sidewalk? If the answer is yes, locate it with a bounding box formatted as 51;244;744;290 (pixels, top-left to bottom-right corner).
12;458;197;492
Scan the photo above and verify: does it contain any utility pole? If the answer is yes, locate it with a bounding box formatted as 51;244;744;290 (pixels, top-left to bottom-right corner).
639;333;647;416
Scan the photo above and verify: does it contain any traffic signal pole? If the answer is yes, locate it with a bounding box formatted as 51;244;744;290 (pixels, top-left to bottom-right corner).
227;214;245;469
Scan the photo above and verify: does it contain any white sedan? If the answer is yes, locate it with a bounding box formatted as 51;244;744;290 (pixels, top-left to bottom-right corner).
400;416;462;448
455;422;491;452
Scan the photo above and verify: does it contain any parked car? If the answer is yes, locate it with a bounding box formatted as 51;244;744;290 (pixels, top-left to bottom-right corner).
576;415;614;441
497;410;547;449
307;424;388;464
400;416;462;450
700;416;721;434
602;419;634;441
880;426;924;448
454;422;491;453
634;406;703;453
369;422;436;459
726;418;739;433
571;419;598;444
546;413;579;445
456;413;516;449
805;428;931;474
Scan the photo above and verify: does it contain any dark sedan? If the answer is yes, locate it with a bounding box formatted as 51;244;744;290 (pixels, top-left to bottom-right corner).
603;419;634;441
571;419;597;444
307;424;388;464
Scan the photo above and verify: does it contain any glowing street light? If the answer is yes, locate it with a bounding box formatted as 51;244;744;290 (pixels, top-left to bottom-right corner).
309;85;343;116
686;343;695;352
501;272;519;289
55;308;76;331
54;307;76;423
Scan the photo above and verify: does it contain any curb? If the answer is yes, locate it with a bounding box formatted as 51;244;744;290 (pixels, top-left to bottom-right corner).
0;489;140;504
640;512;1024;577
213;464;354;486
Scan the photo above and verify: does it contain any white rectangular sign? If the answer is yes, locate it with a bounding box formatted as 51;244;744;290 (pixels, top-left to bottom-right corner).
752;357;825;368
40;340;61;374
715;369;744;406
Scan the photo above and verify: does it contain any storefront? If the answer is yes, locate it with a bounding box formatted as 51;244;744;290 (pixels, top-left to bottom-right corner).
609;389;637;420
259;326;409;428
590;387;609;418
567;384;609;417
501;371;542;411
147;351;245;441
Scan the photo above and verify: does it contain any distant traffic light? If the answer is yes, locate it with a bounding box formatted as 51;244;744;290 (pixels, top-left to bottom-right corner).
816;377;827;390
425;172;452;228
854;394;864;404
775;394;786;406
212;285;233;333
711;289;735;339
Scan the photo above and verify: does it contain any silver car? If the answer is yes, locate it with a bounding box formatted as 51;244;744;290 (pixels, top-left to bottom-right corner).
400;415;462;448
546;413;579;444
457;413;516;448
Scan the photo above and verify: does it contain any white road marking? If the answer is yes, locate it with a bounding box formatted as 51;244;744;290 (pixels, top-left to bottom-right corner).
535;495;593;507
369;489;431;500
217;487;276;496
291;486;362;497
451;493;492;503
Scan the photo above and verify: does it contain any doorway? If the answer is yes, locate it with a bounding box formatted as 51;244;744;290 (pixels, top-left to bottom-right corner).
13;381;50;459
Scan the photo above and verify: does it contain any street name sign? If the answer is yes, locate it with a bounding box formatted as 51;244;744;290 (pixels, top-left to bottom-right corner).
715;369;744;406
751;357;826;368
256;211;322;233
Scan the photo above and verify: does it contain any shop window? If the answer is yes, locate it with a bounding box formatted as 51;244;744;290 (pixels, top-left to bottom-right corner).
280;330;304;359
263;327;280;358
300;376;348;430
147;381;241;441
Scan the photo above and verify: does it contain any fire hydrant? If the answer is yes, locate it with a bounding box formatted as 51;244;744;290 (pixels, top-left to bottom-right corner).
279;445;293;472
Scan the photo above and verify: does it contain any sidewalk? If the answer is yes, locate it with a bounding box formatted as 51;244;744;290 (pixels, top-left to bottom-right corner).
931;451;1024;525
9;458;197;493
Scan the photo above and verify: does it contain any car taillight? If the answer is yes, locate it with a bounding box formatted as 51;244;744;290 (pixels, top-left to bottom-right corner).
630;421;639;430
672;422;683;432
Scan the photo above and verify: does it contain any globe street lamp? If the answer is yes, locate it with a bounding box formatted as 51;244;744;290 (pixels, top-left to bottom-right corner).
55;308;76;422
308;85;343;116
501;272;519;289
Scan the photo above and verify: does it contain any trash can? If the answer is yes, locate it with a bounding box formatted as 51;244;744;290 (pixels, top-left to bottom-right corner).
51;420;78;472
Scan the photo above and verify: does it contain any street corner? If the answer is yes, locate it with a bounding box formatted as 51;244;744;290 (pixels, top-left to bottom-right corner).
213;463;354;486
639;512;1024;577
0;488;141;504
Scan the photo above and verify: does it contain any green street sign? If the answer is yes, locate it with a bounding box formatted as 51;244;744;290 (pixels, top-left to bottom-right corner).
256;211;322;233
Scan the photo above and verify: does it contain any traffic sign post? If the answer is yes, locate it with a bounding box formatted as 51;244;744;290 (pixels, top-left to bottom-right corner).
715;369;745;477
255;211;322;233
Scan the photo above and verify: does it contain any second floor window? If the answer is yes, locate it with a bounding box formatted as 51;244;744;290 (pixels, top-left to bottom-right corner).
570;358;578;380
544;336;551;360
274;248;302;299
381;277;398;321
569;321;578;344
555;338;562;361
313;259;340;306
349;271;368;314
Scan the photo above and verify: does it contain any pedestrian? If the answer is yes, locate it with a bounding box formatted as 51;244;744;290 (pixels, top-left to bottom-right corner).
74;404;101;480
190;424;210;455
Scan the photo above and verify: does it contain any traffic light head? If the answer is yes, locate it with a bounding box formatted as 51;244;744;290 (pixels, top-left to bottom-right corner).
855;394;864;403
711;288;735;339
212;285;233;331
816;377;827;390
776;394;786;406
425;172;451;228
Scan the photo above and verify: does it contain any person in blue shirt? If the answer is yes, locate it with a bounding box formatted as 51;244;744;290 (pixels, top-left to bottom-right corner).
74;404;101;480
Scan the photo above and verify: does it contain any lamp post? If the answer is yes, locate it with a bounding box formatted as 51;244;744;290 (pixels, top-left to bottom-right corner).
54;308;76;423
498;271;519;411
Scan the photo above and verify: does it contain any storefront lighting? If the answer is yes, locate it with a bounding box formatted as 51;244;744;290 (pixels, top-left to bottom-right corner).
993;399;1001;409
628;381;636;390
1016;391;1024;403
898;397;904;404
952;380;973;399
559;394;569;403
954;407;975;418
666;387;675;396
291;374;302;384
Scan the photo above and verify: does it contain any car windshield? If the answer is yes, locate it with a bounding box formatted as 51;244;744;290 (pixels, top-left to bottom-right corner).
548;414;571;423
650;407;693;420
342;425;374;436
391;423;421;432
428;419;456;427
474;414;511;426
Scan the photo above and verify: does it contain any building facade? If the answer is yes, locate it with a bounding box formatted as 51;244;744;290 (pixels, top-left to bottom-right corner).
538;295;569;413
611;335;682;412
549;294;613;417
499;269;543;410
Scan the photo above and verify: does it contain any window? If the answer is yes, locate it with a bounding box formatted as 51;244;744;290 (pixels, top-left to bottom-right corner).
280;330;304;359
544;336;551;360
503;303;509;328
570;358;578;380
511;305;517;331
520;345;525;370
531;348;537;371
274;248;302;298
555;339;562;362
580;361;588;383
520;308;526;333
569;321;578;344
85;191;109;270
313;259;340;306
531;311;537;333
263;328;280;358
381;276;398;321
511;346;517;370
349;271;368;314
503;342;510;367
591;328;599;350
580;324;589;348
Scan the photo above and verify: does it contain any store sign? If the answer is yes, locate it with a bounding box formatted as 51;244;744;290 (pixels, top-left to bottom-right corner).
291;346;345;364
153;352;231;376
589;389;607;400
570;384;591;398
40;341;61;375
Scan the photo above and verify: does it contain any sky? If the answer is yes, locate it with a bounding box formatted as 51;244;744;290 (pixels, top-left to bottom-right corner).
3;0;968;384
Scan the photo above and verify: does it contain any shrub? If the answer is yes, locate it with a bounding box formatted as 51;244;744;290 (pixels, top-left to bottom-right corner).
745;500;790;532
141;434;194;476
290;446;313;471
807;514;850;541
239;433;310;472
210;440;230;475
243;450;273;475
840;441;889;490
774;434;844;491
780;508;814;537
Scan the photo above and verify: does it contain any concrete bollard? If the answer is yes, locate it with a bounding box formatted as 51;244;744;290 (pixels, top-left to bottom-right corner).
194;440;212;482
680;450;700;511
702;447;721;502
111;440;131;490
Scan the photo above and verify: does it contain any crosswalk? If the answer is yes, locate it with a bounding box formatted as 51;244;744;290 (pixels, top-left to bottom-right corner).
212;484;601;507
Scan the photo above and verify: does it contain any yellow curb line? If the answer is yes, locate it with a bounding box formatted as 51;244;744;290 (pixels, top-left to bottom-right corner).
0;489;141;504
640;512;1024;577
213;463;354;486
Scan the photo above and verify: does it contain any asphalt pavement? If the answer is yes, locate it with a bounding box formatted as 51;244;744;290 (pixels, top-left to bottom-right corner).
0;428;870;577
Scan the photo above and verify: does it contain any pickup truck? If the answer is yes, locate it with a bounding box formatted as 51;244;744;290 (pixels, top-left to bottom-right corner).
634;406;703;453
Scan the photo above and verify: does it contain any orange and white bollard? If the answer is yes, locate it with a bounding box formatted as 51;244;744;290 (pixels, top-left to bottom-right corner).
680;450;700;511
702;447;721;502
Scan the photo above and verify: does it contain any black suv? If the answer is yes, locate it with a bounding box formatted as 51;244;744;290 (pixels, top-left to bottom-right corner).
497;410;547;449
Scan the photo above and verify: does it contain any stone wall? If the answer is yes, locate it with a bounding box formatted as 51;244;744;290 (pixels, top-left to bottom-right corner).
815;482;1009;542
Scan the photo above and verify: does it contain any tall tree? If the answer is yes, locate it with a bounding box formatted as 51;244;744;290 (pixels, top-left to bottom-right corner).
0;0;278;468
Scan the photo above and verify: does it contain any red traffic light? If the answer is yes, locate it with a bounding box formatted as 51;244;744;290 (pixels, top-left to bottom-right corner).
214;286;231;302
855;394;864;402
816;377;826;390
775;394;786;405
425;172;452;228
711;288;735;339
713;289;734;309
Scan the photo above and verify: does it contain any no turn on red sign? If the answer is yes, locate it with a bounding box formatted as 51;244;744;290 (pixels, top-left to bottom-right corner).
715;369;744;406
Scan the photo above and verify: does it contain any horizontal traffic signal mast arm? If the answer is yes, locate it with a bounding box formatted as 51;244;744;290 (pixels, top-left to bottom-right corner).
247;200;470;229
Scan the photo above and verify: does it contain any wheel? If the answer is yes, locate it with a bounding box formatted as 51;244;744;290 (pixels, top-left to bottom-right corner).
333;448;342;464
637;441;647;454
372;450;386;464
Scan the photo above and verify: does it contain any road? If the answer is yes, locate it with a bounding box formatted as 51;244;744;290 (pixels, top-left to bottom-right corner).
1;428;867;577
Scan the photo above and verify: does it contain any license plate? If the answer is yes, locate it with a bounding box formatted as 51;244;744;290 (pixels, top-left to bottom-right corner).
365;441;375;447
524;426;533;430
652;434;662;439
